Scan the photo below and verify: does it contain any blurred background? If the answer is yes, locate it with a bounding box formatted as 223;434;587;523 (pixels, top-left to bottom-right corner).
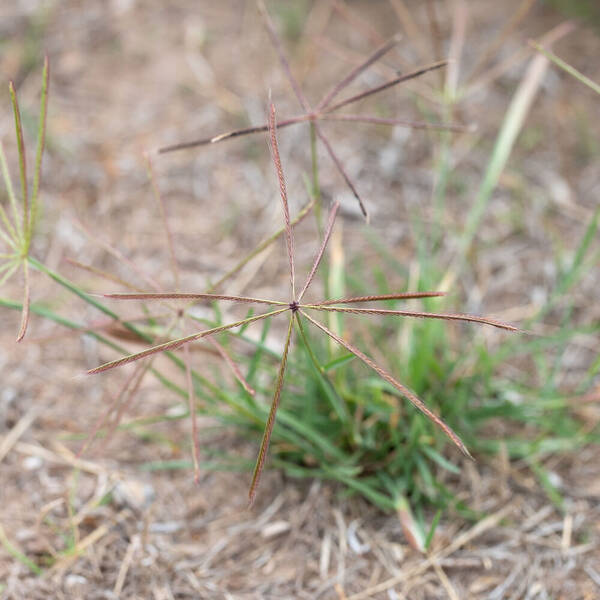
0;1;599;598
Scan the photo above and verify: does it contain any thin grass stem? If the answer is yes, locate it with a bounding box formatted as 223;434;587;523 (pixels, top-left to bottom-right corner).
425;0;443;75
74;219;162;292
444;0;467;100
78;360;148;457
100;358;153;454
440;22;575;291
529;40;600;95
389;0;428;63
99;316;181;453
65;258;146;292
0;220;17;251
0;524;42;576
0;260;19;287
145;153;180;289
51;313;171;345
26;255;216;392
260;1;369;218
315;126;368;218
332;0;383;46
68;259;183;320
207;195;315;293
258;0;311;112
183;335;200;483
28;256;128;322
0;295;198;414
208;337;256;396
467;0;537;82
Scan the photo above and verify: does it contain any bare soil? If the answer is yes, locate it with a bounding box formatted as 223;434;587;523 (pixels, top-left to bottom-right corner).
0;1;599;598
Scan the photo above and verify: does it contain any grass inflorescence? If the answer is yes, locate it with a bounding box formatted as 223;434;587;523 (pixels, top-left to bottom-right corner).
87;101;516;505
0;55;48;342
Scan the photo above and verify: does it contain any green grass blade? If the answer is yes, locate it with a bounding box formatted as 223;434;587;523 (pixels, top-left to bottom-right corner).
333;471;397;511
442;44;553;289
581;353;600;392
209;337;255;396
274;409;349;462
0;260;19;287
0;296;211;416
535;205;599;322
323;352;355;372
0;141;21;244
395;495;426;552
0;523;43;575
295;312;351;426
421;446;461;474
28;255;125;322
0;218;17;250
244;316;273;386
301;310;472;458
529;459;565;511
530;40;600;95
0;224;17;251
24;258;254;412
425;509;442;550
326;219;345;355
295;312;324;375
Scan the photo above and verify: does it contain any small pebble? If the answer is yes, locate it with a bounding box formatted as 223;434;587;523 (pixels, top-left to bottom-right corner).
22;456;43;471
261;520;290;538
65;574;87;588
113;479;155;510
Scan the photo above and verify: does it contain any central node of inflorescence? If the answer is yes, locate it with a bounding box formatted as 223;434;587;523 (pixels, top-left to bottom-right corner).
289;301;299;313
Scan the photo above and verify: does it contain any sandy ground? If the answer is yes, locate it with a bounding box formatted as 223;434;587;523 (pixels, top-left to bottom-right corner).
1;1;599;598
